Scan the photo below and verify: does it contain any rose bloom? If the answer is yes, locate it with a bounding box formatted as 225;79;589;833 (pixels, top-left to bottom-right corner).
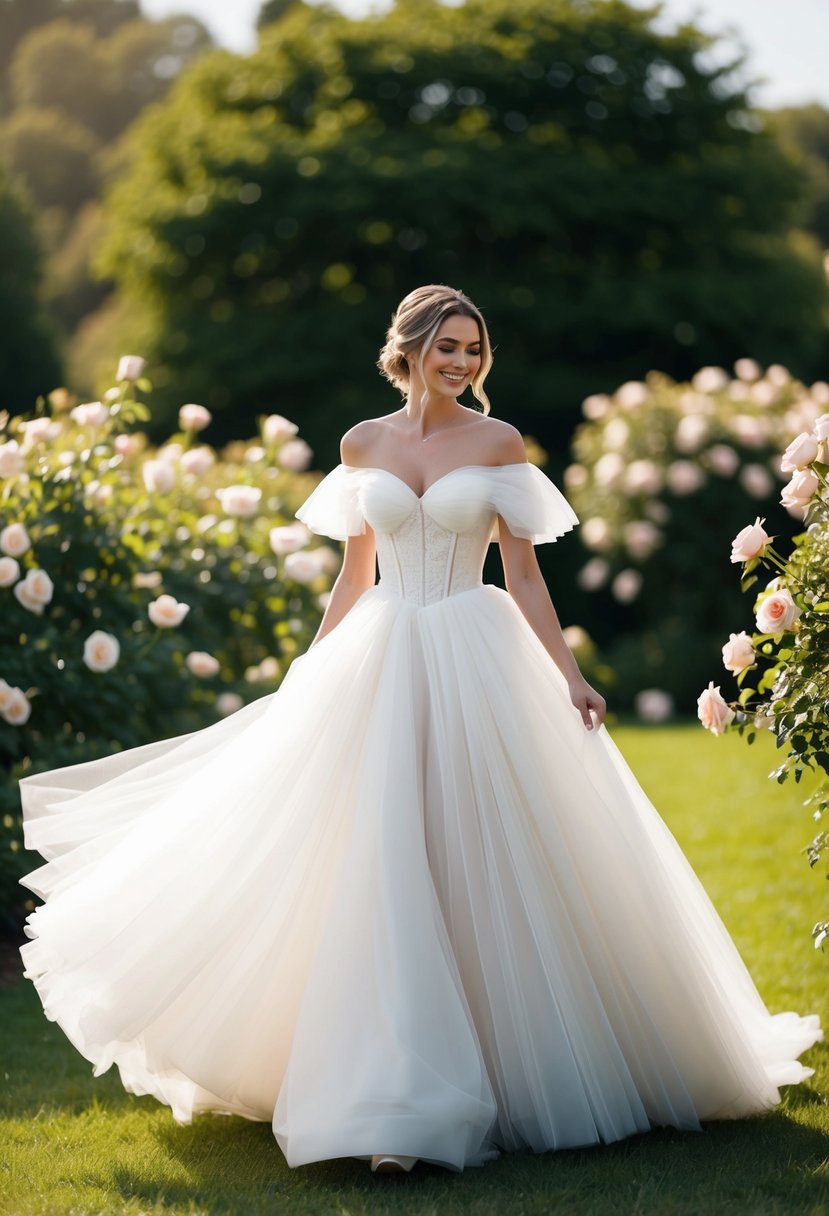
581;517;611;551
666;460;705;496
14;568;54;614
722;631;755;675
780;468;819;512
0;556;20;586
730;414;768;448
0;679;13;712
705;443;739;476
0;440;24;478
180;446;216;476
186;651;220;678
623;520;662;560
71;401;110;428
755;588;801;635
0;522;30;558
148;594;190;628
739;463;774;499
216;485;262;517
179;403;212;431
1;686;31;726
623;459;661;496
813;412;829;442
602;418;629;450
277;438;313;471
269;522;311;555
563;463;588;489
675;414;709;454
114;433;142;457
697;681;735;735
780;431;820;472
734;358;761;382
576;556;609;591
262;413;299;443
581;393;610;420
692;366;729;394
83;630;120;673
594;452;624;487
133;570;163;590
19;417;61;447
142;459;176;494
283;549;328;584
634;688;674;723
615;381;648;410
116;355;146;382
730;516;769;563
216;691;243;716
611;568;643;603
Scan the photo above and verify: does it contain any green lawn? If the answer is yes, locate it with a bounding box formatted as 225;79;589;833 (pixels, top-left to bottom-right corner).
1;724;827;1216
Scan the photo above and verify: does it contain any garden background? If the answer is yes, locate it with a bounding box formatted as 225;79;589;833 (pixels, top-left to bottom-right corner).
0;1;827;1211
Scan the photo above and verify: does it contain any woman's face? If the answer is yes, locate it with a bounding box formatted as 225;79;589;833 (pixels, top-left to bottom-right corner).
416;315;482;399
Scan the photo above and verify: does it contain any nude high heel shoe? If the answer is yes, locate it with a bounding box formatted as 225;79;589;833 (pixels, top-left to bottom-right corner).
370;1154;418;1174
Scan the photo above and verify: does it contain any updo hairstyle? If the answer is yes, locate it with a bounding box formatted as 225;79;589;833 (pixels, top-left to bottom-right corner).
377;284;493;415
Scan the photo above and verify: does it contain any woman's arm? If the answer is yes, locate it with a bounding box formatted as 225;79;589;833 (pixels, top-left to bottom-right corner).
308;526;376;647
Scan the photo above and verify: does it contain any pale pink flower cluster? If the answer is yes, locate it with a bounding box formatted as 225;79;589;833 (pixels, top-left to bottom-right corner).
0;679;31;726
777;413;828;517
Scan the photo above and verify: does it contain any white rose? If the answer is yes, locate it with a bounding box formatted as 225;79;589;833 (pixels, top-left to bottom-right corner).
0;679;13;712
734;358;761;382
675;414;709;453
594;452;624;487
623;520;662;560
116;355;146;382
269;522;311;555
752;380;778;408
216;691;243;716
581;394;610;420
766;364;790;387
277;438;313;471
730;516;770;563
245;445;266;464
611;568;643;603
179;403;212;431
83;630;120;673
576;557;609;590
697;681;735;735
0;556;20;586
216;485;262;517
142;459;176;494
730;414;767;448
615;381;648;410
563;463;588;489
0;523;30;557
19;417;61;448
148;594;190;628
562;624;591;650
634;688;674;723
666;460;705;496
262;414;299;443
755;588;801;635
14;568;54;614
721;631;755;675
133;570;163;589
691;366;729;394
114;433;142;457
582;517;611;551
623;459;662;496
0;440;24;478
158;442;183;463
705;444;739;477
180;446;216;476
186;651;220;678
738;464;774;499
602;418;629;450
1;686;31;726
781;431;820;472
71;401;110;428
813;413;829;442
283;549;327;584
780;468;819;512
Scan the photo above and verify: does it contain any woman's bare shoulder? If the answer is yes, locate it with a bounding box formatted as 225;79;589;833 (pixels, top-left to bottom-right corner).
340;416;397;465
469;416;528;466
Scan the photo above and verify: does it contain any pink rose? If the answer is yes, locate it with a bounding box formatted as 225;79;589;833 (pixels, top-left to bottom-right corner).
0;557;20;587
269;523;311;555
780;431;820;472
283;550;327;584
277;438;313;471
0;440;23;478
0;685;31;726
83;630;120;673
179;404;212;432
148;594;190;628
666;460;705;496
186;651;220;678
780;468;819;511
71;401;110;428
181;446;215;476
14;568;53;614
216;691;243;716
813;413;829;442
114;434;142;457
116;355;146;382
734;358;761;382
634;689;674;722
730;516;769;563
142;459;176;494
262;414;299;443
697;681;735;735
0;523;30;558
755;588;801;635
692;366;729;393
216;485;262;517
721;631;755;675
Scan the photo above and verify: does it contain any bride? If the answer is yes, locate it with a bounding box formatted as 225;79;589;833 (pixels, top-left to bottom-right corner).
18;284;823;1177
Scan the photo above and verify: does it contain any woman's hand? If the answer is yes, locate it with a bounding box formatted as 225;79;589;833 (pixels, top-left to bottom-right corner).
568;676;606;731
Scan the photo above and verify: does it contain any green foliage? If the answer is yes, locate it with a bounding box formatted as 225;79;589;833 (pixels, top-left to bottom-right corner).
97;0;827;464
0;370;341;929
0;105;100;210
768;104;829;249
0;162;62;409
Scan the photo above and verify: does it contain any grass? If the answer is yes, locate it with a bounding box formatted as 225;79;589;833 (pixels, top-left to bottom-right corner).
0;723;827;1216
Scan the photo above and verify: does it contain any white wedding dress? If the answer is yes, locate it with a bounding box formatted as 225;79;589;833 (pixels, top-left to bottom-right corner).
18;461;822;1172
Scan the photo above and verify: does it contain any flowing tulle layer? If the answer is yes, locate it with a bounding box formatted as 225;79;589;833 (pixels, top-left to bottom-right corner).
19;582;822;1170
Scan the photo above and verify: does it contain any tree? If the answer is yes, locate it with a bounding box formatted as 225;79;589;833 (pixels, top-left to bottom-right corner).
98;0;828;469
0;162;62;407
0;106;100;210
768;104;829;250
257;0;304;31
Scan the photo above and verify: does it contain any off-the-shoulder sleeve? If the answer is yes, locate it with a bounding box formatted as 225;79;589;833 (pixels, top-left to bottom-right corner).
489;463;579;545
294;464;366;541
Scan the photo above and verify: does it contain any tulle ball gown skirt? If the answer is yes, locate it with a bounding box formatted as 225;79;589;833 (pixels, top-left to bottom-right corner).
16;461;823;1171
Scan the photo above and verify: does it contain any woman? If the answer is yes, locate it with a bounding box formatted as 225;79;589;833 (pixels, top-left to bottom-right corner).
18;284;822;1177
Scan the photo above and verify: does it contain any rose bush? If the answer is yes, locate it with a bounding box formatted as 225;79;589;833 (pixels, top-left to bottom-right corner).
0;363;343;929
566;362;829;712
698;411;829;949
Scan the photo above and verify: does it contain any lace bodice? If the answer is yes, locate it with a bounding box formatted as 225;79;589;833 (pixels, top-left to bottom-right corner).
294;462;579;606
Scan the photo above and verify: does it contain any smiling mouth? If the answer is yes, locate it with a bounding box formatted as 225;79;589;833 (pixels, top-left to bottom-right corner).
440;372;466;383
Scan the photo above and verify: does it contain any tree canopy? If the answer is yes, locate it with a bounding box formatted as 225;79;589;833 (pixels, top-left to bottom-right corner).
98;0;828;465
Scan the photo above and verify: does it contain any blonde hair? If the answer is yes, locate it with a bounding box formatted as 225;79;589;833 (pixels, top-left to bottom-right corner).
377;284;493;415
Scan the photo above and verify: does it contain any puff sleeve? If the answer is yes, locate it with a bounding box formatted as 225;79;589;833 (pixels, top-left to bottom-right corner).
489;463;579;545
294;464;366;541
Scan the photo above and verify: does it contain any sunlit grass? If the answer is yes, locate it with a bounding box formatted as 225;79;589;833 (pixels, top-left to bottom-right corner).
1;724;826;1215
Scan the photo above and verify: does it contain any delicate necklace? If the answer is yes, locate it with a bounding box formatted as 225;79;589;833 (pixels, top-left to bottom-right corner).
419;415;475;443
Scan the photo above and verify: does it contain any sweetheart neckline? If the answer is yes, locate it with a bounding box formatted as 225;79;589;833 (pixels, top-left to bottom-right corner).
339;462;528;501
